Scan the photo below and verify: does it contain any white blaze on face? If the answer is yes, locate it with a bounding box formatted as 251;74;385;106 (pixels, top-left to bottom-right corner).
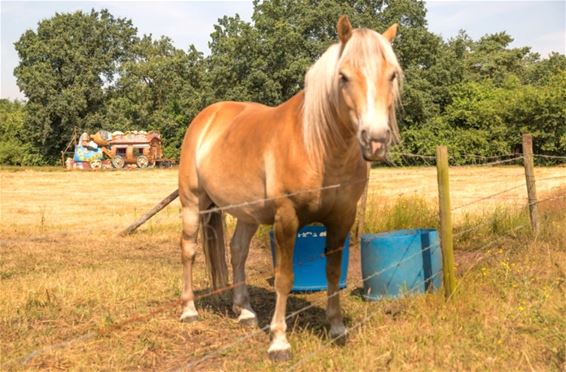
359;70;389;144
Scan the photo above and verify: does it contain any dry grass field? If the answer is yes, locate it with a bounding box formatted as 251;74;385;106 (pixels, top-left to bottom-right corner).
1;166;565;371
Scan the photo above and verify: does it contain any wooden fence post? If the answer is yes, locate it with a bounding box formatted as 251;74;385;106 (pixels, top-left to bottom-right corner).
354;162;371;243
120;189;179;236
522;134;539;233
436;146;456;298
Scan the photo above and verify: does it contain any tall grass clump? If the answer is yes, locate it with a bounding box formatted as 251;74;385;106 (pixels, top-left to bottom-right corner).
537;188;566;245
485;206;529;235
364;194;438;233
455;206;532;250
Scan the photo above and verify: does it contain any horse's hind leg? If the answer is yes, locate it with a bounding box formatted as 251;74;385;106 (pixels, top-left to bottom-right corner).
230;220;259;327
179;199;201;322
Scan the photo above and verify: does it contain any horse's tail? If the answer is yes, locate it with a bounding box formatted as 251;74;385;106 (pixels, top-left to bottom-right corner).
201;211;228;290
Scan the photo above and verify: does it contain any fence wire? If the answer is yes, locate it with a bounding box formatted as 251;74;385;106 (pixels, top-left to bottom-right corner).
181;169;563;369
476;156;524;166
533;154;566;160
182;237;446;370
452;175;566;212
388;151;528;166
289;273;444;371
180;213;517;369
290;218;532;369
11;150;566;369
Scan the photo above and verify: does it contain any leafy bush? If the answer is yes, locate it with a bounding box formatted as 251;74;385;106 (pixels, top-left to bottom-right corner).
5;2;566;165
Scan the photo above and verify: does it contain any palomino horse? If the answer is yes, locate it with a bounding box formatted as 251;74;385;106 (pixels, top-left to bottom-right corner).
178;15;402;360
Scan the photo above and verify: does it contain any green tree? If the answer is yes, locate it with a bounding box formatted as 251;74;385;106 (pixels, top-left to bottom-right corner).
524;52;566;85
504;71;566;155
207;0;433;106
207;15;267;103
14;9;137;162
106;37;209;158
0;100;43;165
9;1;565;165
464;32;532;85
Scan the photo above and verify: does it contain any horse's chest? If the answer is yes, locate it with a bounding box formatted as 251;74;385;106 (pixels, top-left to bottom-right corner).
292;185;358;224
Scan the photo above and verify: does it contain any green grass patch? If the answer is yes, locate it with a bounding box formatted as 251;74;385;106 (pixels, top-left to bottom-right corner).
365;194;438;233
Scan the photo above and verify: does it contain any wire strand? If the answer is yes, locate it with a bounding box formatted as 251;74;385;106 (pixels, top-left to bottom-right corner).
13;150;565;368
533;154;566;160
292;222;529;369
181;239;444;369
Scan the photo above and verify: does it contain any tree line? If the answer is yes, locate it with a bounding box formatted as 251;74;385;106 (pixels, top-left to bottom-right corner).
1;0;564;166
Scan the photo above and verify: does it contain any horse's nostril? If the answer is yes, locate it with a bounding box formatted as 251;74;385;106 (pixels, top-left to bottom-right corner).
361;130;368;143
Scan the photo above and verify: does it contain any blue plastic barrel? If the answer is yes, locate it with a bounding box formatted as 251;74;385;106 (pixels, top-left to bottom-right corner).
361;229;442;300
270;226;349;292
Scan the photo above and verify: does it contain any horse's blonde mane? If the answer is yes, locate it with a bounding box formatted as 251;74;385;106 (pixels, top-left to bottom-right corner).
302;28;403;168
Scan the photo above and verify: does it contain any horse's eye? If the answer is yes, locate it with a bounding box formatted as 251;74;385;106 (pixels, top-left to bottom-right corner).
389;72;397;82
339;72;349;84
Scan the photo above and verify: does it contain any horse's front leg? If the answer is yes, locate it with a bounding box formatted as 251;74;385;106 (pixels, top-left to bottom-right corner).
230;220;259;326
325;213;355;344
268;203;298;361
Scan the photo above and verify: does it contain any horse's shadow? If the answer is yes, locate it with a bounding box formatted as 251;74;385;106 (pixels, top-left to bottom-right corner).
195;282;353;340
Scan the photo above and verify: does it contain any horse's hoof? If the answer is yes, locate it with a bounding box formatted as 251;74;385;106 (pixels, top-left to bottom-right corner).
236;308;257;327
238;316;257;328
268;349;292;362
331;332;348;346
330;327;348;346
180;314;199;323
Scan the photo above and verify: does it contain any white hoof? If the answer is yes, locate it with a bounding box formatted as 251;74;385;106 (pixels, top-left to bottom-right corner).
180;302;198;323
330;323;346;337
268;336;291;354
268;338;292;361
237;308;257;327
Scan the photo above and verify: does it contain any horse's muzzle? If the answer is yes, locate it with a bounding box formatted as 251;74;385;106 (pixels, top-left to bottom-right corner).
361;140;388;161
360;129;390;161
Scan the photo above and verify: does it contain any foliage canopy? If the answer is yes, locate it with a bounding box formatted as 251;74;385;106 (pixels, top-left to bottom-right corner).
4;1;565;165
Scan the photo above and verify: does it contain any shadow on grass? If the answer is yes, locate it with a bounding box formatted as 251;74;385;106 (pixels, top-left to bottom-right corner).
195;283;353;341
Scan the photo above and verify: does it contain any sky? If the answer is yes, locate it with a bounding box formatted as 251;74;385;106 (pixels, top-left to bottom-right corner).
1;1;565;100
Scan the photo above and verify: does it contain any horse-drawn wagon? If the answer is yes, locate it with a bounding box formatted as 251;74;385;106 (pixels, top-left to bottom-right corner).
62;129;175;169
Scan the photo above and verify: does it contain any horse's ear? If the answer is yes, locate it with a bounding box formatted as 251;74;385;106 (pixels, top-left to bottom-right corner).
337;15;352;44
382;23;398;43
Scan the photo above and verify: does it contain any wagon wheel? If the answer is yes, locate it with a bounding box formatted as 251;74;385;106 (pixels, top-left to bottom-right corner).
90;159;102;169
111;155;125;169
136;155;149;169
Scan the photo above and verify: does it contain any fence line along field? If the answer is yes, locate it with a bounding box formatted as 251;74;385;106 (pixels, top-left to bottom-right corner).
1;166;565;370
2;166;564;231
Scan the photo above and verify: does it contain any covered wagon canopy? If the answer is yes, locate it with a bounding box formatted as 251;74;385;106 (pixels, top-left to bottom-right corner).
110;131;161;145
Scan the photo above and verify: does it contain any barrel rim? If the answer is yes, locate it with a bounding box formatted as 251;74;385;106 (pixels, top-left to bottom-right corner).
361;228;437;242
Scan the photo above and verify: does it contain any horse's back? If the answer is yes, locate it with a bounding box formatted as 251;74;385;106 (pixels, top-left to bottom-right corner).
178;100;283;221
179;100;274;170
